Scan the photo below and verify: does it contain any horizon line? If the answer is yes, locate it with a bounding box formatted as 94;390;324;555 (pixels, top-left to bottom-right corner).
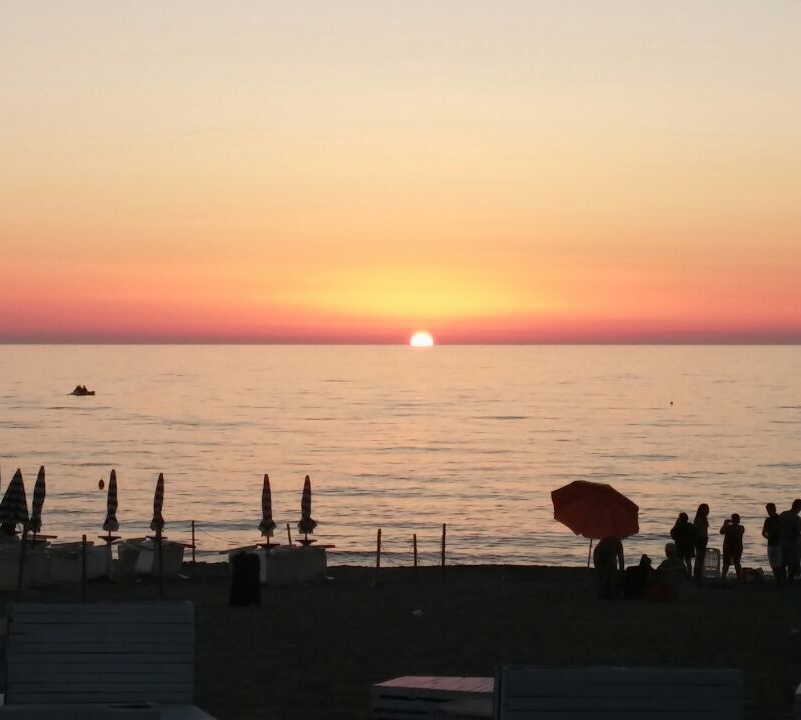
2;341;801;347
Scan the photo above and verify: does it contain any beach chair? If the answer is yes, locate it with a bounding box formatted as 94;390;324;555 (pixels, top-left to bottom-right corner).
494;665;743;719
703;547;722;580
371;676;494;719
0;602;216;719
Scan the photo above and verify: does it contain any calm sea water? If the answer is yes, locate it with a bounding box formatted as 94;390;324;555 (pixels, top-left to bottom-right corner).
1;345;800;568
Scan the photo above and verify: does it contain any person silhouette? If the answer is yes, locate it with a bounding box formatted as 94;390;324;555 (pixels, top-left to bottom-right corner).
762;503;782;583
720;513;744;580
670;512;695;576
692;503;710;582
593;536;625;600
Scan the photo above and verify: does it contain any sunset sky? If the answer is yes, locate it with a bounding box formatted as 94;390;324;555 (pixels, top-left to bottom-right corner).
2;2;800;343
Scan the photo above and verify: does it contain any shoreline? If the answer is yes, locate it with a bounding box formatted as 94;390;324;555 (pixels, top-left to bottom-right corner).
3;562;800;719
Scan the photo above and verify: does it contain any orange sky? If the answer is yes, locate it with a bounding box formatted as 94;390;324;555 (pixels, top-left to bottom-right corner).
2;2;800;343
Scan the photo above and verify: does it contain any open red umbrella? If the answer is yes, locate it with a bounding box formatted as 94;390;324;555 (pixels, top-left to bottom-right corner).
551;480;639;565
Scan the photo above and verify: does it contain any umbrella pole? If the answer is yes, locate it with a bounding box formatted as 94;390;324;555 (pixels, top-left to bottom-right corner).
81;534;87;602
587;538;593;568
16;526;28;599
157;527;164;599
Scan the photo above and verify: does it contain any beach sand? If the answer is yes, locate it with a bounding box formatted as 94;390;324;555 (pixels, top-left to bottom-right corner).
4;563;801;719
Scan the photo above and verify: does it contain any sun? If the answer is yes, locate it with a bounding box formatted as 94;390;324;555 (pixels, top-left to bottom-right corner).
409;331;435;347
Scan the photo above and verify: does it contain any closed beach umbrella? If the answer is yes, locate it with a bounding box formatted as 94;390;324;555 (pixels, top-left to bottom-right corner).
297;474;317;536
29;466;46;535
0;469;29;534
258;474;276;537
150;473;165;533
103;469;119;532
551;480;639;565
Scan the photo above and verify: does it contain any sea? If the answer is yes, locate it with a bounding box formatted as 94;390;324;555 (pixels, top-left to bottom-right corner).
1;345;799;568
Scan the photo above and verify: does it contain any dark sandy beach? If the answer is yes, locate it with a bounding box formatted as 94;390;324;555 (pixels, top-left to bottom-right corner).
5;563;801;719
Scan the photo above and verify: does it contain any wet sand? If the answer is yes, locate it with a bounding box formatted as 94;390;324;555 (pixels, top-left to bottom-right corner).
5;563;801;719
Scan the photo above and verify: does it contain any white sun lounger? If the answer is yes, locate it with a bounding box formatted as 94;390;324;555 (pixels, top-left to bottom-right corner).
117;539;186;578
0;602;216;719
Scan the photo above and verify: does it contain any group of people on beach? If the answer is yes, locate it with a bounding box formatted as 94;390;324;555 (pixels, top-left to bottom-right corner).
593;498;801;599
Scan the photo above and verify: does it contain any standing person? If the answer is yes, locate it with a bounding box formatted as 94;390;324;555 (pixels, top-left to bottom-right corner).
720;513;745;580
670;512;695;576
779;499;801;583
593;536;624;600
762;503;783;584
693;503;710;582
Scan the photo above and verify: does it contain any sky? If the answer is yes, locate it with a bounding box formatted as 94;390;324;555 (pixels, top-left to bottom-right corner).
2;1;800;343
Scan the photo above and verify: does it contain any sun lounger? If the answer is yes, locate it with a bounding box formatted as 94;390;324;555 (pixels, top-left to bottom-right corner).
48;542;112;583
373;667;743;719
117;539;186;578
370;676;494;719
494;665;743;719
0;547;51;591
227;545;327;585
0;602;216;719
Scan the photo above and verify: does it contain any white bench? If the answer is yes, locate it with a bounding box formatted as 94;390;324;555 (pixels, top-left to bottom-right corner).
371;676;494;719
495;665;743;719
1;602;216;719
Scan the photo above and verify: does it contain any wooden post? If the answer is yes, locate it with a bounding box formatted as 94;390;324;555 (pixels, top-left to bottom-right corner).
191;520;196;565
81;534;87;602
374;528;382;586
441;523;446;578
157;528;164;599
286;522;293;545
16;527;28;599
587;538;593;568
413;533;418;572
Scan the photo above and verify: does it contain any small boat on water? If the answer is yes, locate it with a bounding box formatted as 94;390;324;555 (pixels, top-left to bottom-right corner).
69;385;95;396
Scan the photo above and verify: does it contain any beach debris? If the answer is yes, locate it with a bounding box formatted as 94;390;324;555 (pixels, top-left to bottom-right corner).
103;469;119;533
0;469;29;536
258;473;276;537
69;385;95;396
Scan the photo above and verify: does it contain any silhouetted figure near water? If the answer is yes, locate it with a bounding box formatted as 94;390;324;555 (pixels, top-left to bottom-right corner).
692;503;710;583
762;503;783;584
593;536;624;599
720;513;744;580
779;499;801;582
624;554;652;599
670;512;695;575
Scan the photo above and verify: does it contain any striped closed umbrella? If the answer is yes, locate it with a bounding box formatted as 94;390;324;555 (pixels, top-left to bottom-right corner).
258;474;276;537
29;466;46;534
0;469;29;534
103;469;119;532
297;475;317;535
150;473;165;533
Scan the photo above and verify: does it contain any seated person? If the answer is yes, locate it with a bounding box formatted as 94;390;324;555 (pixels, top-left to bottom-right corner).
593;536;624;600
649;542;692;601
624;554;653;598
